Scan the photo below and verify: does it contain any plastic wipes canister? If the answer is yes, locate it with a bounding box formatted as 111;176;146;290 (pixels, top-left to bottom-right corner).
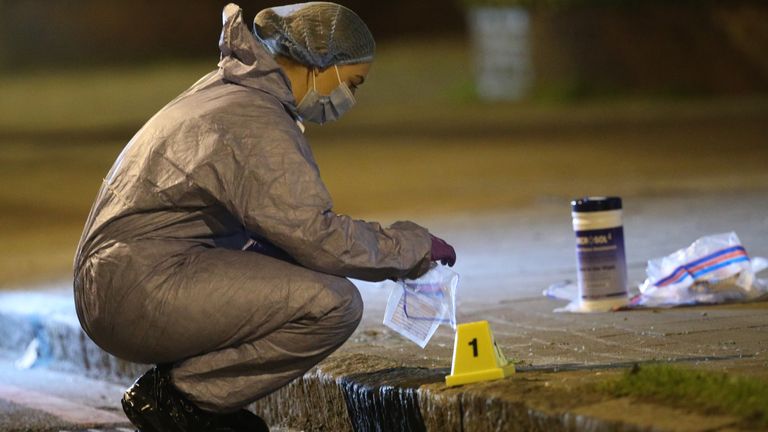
571;197;628;311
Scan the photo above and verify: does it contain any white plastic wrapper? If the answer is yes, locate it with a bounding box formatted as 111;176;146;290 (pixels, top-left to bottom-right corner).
383;264;459;348
544;232;768;309
635;232;767;307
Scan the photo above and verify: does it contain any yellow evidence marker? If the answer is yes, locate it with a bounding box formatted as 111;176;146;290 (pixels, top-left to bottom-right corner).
445;320;515;387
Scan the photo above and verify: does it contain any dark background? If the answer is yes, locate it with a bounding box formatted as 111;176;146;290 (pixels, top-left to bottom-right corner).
1;0;767;286
0;1;466;69
2;0;766;96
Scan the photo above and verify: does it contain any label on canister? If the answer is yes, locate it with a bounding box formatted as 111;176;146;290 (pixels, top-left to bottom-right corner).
575;226;627;299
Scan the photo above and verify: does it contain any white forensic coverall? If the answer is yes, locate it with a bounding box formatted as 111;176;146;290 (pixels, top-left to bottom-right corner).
73;5;432;412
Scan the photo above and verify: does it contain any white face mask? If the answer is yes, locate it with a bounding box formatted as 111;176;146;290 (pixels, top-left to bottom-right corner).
296;66;356;124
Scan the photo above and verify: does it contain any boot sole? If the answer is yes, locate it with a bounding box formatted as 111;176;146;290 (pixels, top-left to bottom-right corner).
121;394;169;432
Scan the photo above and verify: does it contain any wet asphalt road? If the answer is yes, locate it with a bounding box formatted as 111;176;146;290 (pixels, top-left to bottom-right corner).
0;355;132;432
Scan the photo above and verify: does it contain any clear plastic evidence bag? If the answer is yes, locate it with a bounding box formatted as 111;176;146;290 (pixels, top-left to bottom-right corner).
383;264;459;348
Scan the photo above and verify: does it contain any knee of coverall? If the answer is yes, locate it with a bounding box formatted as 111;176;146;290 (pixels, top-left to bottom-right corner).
316;276;363;338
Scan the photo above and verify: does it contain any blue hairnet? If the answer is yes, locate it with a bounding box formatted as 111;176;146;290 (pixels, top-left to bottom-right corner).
253;2;375;70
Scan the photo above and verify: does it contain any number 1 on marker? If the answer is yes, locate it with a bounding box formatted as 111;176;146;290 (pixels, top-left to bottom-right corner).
469;338;478;357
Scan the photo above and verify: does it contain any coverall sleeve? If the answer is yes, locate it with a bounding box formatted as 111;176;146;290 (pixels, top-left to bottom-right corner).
200;119;433;282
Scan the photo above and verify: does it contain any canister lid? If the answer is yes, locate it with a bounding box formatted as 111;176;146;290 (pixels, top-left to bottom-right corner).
571;196;622;212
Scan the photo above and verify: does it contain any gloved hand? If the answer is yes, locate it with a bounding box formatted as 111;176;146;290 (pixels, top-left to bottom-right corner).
430;234;456;267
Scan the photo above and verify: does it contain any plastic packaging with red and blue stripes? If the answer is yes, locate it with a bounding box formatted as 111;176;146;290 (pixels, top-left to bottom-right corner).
633;232;767;307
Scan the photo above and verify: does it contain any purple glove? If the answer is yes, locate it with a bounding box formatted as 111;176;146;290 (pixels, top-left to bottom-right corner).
430;234;456;267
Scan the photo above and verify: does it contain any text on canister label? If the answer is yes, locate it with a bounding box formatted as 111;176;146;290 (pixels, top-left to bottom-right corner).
575;227;627;299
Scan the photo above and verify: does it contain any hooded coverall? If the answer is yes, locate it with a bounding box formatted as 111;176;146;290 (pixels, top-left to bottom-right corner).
73;5;432;413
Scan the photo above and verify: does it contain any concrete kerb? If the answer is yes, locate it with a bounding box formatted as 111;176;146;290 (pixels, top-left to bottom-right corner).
221;295;768;432
0;288;146;385
0;286;757;432
250;351;744;432
0;288;643;432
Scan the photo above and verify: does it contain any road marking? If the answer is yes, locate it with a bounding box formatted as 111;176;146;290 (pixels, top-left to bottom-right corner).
0;383;127;424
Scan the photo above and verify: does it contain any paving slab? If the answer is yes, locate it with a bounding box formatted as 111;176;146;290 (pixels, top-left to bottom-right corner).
252;191;768;431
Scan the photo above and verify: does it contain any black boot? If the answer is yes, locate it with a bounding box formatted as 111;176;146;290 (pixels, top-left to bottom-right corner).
121;365;183;432
122;365;269;432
